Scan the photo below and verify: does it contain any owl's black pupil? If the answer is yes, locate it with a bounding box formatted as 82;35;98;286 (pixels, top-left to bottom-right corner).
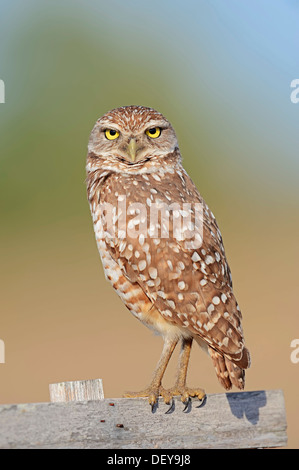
149;128;156;134
110;130;116;135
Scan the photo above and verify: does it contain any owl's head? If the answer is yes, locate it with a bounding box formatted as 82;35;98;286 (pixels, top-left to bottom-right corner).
88;105;178;165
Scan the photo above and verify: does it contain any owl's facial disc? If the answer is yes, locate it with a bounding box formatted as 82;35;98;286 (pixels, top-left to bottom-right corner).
88;106;179;164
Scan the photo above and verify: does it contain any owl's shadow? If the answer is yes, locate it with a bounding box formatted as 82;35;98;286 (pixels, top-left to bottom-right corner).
226;390;267;425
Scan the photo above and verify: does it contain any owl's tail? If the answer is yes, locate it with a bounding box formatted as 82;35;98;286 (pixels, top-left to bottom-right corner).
207;346;250;390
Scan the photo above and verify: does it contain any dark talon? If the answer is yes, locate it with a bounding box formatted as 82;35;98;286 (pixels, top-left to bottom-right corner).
195;394;207;408
165;398;175;414
182;397;191;412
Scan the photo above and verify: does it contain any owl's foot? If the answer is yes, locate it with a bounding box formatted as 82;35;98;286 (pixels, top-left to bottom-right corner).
123;385;169;408
123;385;205;411
163;385;206;406
123;338;179;410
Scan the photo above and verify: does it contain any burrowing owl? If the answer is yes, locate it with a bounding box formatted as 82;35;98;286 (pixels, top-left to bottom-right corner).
86;105;250;408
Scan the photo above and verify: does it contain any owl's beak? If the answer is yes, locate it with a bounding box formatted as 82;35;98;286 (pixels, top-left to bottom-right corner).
127;138;137;162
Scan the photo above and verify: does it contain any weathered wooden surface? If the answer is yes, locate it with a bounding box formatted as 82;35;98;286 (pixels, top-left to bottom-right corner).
0;390;287;449
49;379;104;403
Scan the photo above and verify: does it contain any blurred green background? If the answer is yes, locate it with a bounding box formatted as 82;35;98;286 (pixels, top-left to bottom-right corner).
0;0;298;447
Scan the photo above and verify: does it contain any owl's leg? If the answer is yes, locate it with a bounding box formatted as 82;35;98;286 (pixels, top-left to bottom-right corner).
123;336;178;406
164;337;206;405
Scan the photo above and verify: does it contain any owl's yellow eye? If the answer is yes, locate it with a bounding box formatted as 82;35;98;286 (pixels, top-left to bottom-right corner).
146;127;161;139
105;129;120;140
